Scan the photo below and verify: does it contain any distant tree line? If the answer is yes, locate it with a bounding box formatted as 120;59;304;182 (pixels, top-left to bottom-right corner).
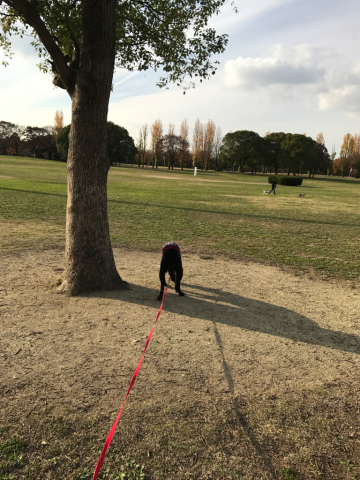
135;118;222;170
0;112;137;166
134;121;341;177
0;121;57;159
219;131;332;177
3;112;359;178
56;121;137;165
333;133;360;177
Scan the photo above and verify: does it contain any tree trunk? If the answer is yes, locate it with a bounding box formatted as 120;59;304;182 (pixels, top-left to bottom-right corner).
58;0;125;295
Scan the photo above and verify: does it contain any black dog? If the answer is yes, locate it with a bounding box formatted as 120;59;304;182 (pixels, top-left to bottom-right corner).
157;241;184;301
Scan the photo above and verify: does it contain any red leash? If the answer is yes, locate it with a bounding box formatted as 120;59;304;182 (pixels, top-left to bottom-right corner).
92;279;170;480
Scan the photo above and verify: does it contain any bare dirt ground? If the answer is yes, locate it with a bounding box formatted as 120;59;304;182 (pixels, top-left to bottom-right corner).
1;248;360;479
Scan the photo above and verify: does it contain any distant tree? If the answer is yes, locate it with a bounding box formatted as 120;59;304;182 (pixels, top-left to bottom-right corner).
6;146;16;155
157;133;188;169
150;119;163;169
137;124;148;168
136;131;143;168
330;145;337;161
220;130;263;173
179;119;190;170
56;122;136;165
340;134;354;159
263;132;287;174
219;138;233;172
107;122;137;165
144;149;153;167
337;134;354;177
0;121;21;154
197;122;205;170
22;126;55;158
168;123;175;136
328;144;336;175
351;134;360;176
213;126;223;171
5;128;23;155
282;133;316;176
316;132;325;146
192;118;202;168
56;125;71;161
204;119;216;170
333;157;350;176
54;110;64;136
246;136;265;174
312;142;330;177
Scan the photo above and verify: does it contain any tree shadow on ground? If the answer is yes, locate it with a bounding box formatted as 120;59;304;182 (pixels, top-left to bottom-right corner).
3;187;359;227
91;282;360;355
312;177;360;184
84;282;360;479
211;319;278;478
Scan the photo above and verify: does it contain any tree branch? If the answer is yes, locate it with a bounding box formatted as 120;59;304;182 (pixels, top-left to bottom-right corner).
0;12;19;17
132;0;166;18
3;0;75;94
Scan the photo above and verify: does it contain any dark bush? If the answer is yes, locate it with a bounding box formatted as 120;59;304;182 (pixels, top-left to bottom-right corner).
279;176;303;186
268;175;279;184
268;175;303;186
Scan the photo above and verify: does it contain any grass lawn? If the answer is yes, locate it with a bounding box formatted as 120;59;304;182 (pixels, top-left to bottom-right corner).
1;155;360;282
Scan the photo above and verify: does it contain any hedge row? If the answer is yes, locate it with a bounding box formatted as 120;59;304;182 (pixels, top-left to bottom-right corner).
268;175;303;186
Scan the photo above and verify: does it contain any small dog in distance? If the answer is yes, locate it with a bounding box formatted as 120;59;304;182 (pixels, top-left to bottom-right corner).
263;190;270;194
299;193;305;197
157;241;184;301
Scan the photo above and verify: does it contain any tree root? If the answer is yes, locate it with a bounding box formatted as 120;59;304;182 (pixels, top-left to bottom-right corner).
56;271;128;296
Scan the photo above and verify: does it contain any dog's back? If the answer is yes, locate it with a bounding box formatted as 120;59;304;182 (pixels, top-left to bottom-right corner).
160;248;179;279
158;241;184;300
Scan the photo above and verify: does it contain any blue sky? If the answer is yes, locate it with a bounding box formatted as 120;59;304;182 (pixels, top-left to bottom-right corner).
2;0;360;155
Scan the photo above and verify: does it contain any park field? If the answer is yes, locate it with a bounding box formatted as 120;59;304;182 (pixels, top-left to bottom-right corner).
1;156;360;480
0;155;360;282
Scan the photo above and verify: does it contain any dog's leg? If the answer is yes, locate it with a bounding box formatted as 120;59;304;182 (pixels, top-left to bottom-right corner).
175;267;184;296
157;265;166;301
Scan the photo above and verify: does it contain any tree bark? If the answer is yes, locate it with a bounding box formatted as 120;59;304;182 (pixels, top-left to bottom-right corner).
58;0;125;295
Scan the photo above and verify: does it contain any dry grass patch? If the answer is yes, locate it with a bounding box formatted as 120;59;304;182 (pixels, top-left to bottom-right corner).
0;220;64;253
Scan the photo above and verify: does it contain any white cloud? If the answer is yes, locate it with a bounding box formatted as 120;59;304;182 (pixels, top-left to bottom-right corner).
317;63;360;114
223;43;360;119
224;44;327;89
318;86;360;114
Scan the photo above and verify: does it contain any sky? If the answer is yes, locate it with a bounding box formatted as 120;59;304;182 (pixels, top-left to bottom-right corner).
2;0;360;155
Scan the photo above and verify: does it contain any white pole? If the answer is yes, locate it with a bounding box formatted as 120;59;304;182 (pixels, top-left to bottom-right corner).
194;167;197;176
